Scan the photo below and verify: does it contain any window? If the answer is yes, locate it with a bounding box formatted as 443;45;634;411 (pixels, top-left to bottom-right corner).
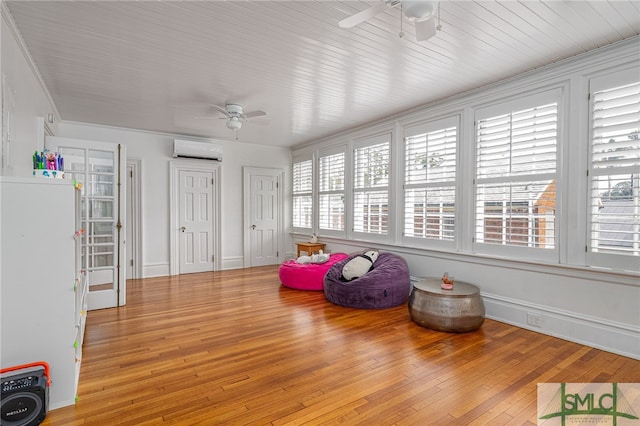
353;134;390;236
318;149;345;232
474;91;559;258
404;117;458;244
292;158;313;229
588;70;640;269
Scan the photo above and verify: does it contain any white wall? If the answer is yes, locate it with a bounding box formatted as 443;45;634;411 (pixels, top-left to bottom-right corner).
57;122;291;275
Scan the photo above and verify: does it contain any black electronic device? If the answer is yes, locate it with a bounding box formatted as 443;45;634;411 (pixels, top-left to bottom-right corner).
0;367;48;426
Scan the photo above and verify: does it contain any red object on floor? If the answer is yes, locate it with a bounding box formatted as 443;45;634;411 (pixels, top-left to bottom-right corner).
279;253;349;290
0;361;51;386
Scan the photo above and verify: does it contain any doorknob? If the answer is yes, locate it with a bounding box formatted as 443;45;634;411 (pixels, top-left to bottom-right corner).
251;224;256;230
180;226;186;232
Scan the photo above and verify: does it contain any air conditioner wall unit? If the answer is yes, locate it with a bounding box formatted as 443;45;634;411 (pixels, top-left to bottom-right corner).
173;139;223;161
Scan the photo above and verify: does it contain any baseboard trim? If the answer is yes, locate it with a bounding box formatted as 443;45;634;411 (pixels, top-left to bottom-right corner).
222;257;244;270
143;263;170;278
482;292;640;360
143;259;246;275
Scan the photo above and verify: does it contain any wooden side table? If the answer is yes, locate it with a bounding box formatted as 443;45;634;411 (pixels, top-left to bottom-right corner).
296;242;326;257
408;278;485;332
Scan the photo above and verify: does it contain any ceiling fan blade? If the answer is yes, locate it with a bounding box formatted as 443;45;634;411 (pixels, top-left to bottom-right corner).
338;3;387;28
244;110;267;119
414;16;436;42
210;104;231;117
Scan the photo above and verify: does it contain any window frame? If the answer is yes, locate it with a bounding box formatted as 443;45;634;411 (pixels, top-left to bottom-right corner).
317;145;347;237
352;132;393;243
586;68;640;272
292;155;313;232
472;88;563;262
401;115;459;250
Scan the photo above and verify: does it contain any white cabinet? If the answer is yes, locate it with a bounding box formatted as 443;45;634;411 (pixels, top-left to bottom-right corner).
0;177;84;409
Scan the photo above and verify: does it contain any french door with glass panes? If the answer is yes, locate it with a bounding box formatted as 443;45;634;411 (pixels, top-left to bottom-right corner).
46;136;126;309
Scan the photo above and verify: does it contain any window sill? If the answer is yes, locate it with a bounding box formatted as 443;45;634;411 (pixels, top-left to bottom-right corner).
290;232;640;287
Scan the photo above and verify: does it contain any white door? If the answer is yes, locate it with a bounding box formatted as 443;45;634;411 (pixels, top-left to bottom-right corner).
169;160;220;276
244;167;283;267
46;136;126;309
179;169;215;274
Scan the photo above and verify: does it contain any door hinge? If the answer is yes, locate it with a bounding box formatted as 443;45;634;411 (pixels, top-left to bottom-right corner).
130;170;133;178
277;251;279;257
212;255;215;262
585;245;588;252
130;259;133;266
588;92;591;101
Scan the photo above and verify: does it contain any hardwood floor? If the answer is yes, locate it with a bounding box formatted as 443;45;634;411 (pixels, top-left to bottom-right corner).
43;266;639;425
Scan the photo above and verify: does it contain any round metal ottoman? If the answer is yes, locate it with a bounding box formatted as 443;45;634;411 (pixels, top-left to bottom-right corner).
409;278;485;333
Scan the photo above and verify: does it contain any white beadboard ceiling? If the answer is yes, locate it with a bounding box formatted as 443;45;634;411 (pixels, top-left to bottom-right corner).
5;1;640;148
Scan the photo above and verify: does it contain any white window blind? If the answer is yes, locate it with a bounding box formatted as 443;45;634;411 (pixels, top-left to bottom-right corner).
588;77;640;261
404;119;457;241
292;159;312;229
475;98;558;251
319;151;345;231
353;137;390;235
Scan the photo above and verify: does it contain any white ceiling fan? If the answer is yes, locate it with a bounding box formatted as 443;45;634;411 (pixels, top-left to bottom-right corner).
210;104;267;132
339;0;440;42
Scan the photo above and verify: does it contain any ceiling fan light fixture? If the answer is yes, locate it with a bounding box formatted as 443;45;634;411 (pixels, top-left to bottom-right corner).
226;117;242;130
402;0;437;21
206;103;266;136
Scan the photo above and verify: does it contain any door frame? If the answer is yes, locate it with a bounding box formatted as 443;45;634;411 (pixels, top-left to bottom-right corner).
45;136;126;309
170;159;221;275
126;158;143;279
243;166;284;267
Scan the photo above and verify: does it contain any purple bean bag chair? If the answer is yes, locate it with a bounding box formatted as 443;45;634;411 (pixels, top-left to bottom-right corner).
279;253;349;290
324;252;411;308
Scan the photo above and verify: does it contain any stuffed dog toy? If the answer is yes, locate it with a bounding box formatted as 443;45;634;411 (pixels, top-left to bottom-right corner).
341;250;379;281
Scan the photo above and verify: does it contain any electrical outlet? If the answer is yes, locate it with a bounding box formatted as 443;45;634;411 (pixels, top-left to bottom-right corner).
527;312;542;328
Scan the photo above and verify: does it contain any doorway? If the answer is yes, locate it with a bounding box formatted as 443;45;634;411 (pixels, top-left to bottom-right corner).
170;159;221;275
46;136;126;309
243;167;284;267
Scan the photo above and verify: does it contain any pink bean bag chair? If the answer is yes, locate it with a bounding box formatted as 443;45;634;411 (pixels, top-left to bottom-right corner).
279;253;349;290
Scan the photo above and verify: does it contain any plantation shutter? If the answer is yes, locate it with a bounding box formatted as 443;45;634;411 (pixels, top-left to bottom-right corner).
474;91;559;256
403;117;458;242
588;71;640;265
319;150;345;231
292;159;313;229
353;134;390;236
